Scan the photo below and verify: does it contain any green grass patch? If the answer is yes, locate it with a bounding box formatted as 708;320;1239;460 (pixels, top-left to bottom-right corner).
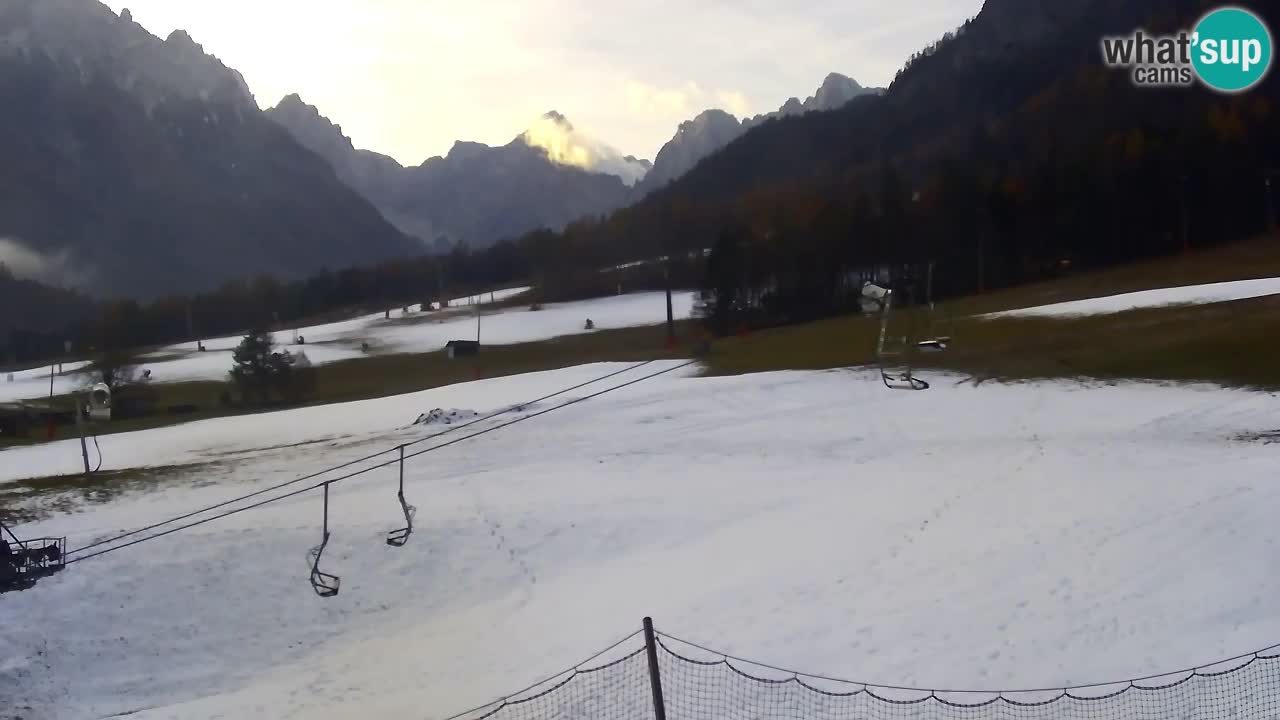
702;294;1280;390
307;319;696;405
0;462;220;525
703;234;1280;389
956;234;1280;317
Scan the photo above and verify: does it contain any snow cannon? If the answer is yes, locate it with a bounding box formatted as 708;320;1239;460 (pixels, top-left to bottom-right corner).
860;282;890;315
88;382;112;422
860;282;890;301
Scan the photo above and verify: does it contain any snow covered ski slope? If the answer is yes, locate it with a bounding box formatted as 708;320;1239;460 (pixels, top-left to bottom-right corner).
983;277;1280;318
0;290;696;403
4;364;1279;720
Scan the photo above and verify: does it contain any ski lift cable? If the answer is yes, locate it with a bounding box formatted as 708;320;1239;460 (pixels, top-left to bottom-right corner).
66;359;694;565
64;359;697;566
67;359;661;557
2;521;24;546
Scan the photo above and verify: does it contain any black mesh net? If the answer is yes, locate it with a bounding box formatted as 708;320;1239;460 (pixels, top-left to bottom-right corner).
440;627;1280;720
447;641;654;720
655;635;1280;720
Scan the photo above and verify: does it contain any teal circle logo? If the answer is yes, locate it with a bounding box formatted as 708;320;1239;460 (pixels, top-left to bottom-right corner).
1192;7;1272;92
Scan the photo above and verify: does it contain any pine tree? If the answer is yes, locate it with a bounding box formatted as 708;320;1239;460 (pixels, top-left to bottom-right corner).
229;327;290;404
705;225;746;336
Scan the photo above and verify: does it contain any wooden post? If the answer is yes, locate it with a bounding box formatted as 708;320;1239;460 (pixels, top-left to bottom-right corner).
642;618;667;720
1266;173;1277;233
75;397;90;475
664;264;675;346
1180;175;1190;254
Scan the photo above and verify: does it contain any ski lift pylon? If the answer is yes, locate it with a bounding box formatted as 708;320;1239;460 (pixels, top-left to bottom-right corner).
307;483;341;598
872;286;930;390
916;261;953;353
385;446;416;548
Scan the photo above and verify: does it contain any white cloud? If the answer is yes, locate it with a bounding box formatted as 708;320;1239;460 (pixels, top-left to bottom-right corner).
625;80;696;118
715;90;752;118
0;237;91;288
521;114;650;186
624;81;752;122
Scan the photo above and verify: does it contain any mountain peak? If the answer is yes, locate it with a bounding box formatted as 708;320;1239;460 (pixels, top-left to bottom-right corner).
674;109;743;140
806;73;870;112
518;113;648;186
540;108;570;124
164;28;200;50
642;71;881;195
0;1;258;112
267;93;358;158
447;140;494;162
822;72;861;89
166;29;191;43
691;108;740;124
274;93;319;116
541;110;573;130
639;108;747;193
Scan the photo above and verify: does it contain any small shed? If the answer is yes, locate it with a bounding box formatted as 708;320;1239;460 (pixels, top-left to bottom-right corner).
445;340;480;359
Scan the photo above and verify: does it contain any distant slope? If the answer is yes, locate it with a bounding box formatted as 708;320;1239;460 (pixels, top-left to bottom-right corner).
265;95;434;241
396;132;636;248
0;0;417;298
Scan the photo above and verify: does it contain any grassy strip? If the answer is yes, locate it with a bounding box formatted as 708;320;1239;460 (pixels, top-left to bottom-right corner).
701;294;1280;390
702;234;1280;388
955;235;1280;317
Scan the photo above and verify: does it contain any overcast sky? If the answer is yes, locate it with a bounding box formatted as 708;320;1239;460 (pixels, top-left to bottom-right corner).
102;0;983;166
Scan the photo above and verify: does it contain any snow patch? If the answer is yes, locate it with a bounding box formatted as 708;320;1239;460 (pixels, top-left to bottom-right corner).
983;277;1280;318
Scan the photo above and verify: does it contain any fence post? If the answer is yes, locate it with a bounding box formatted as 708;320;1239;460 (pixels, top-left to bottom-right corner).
643;617;668;720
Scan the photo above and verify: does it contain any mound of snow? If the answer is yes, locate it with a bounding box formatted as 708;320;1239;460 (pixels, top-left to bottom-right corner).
413;408;480;426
